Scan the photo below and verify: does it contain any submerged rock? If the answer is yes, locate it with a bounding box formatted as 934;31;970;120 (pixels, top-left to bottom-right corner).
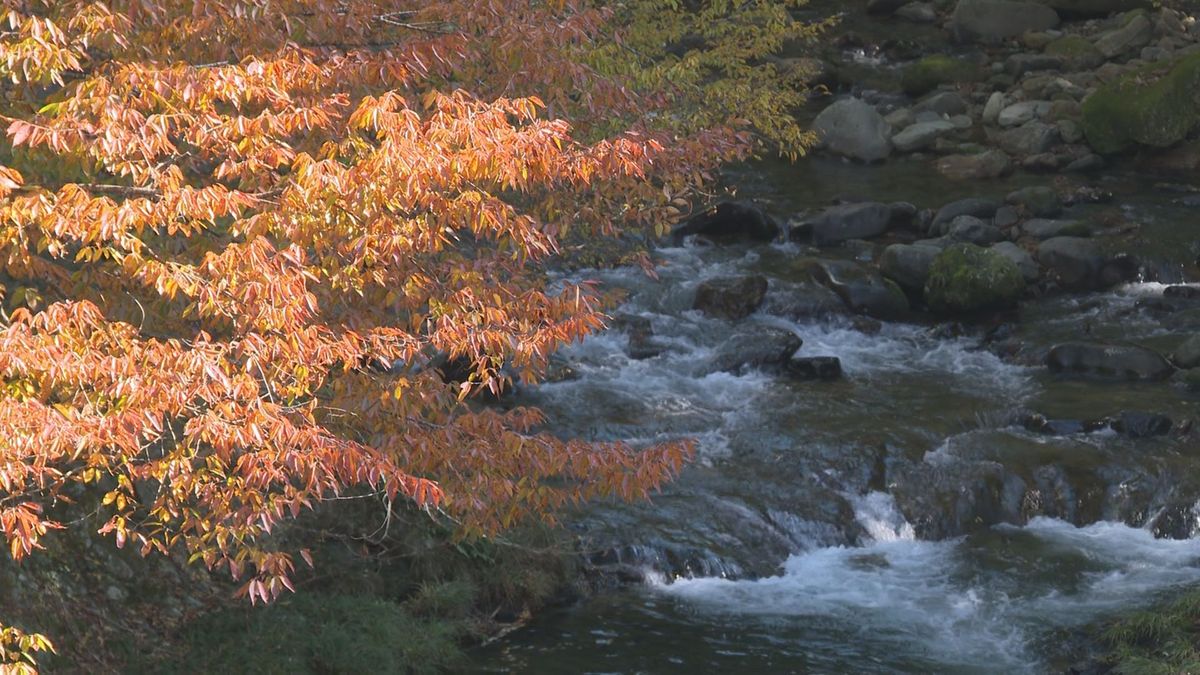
935;150;1013;180
1046;342;1175;380
784;356;843;381
806;202;894;246
924;243;1026;312
707;326;803;374
693;275;769;320
803;259;910;319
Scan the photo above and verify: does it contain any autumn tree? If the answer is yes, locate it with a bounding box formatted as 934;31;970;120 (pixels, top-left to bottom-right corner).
0;0;822;667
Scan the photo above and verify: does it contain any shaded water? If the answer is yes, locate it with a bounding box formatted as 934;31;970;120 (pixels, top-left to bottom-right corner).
473;158;1200;673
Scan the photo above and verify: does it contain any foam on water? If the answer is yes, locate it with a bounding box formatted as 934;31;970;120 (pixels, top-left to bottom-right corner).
654;493;1200;672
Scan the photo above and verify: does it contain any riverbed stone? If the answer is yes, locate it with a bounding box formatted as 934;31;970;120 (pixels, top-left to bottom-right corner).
1046;341;1174;380
707;326;804;374
951;0;1060;43
879;243;942;291
1036;236;1135;289
763;281;850;320
993;120;1061;155
1007;186;1062;217
913;91;969;117
1081;52;1200;154
983;92;1007;126
893;120;957;152
813;98;893;162
901;54;981;95
784;356;843;380
802;259;910;319
670;201;781;244
1172;334;1200;368
1110;411;1173;437
693;275;769;320
932;197;1002;234
924;243;1026;312
807;202;894;246
1045;35;1107;70
1022;218;1088;239
935;150;1013;179
896;1;938;22
990;241;1040;281
1005;54;1063;77
998;101;1052;127
945;215;1005;245
1094;12;1153;59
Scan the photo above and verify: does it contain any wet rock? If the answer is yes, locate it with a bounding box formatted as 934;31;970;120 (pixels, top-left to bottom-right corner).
993;120;1060;156
925;243;1026;312
1094;12;1153;59
812;98;893;163
1045;35;1106;70
913;91;969;117
806;202;894;246
983;92;1007;126
998;100;1052;127
893;120;957;152
931;197;1002;234
1046;341;1175;380
951;0;1060;42
615;314;663;360
993;206;1020;229
707;326;803;374
784;356;843;380
1007;186;1062;217
693;275;769;320
891;461;1027;539
1022;218;1087;239
901;54;981;96
896;1;938;22
879;243;942;291
945;215;1004;245
1172;334;1200;369
1021;413;1107;435
935;150;1013;179
1110;411;1173;437
670;201;780;244
884;108;916;130
1005;54;1063;78
1164;285;1200;299
803;259;910;319
991;241;1040;282
1037;236;1135;290
1081;52;1200;154
763;281;849;321
1172;368;1200;392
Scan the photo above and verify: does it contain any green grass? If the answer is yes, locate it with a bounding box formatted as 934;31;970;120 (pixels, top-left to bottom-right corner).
1103;589;1200;674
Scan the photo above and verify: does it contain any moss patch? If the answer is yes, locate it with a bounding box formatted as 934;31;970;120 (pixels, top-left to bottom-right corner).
1081;52;1200;155
900;55;980;96
924;243;1025;312
1045;35;1105;69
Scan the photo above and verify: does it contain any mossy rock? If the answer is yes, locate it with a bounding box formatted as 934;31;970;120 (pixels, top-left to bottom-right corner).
924;243;1026;312
901;55;980;97
1081;52;1200;155
1044;35;1105;70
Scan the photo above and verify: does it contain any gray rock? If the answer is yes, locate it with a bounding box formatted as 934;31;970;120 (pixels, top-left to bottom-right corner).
914;110;944;124
951;0;1061;42
762;281;849;320
993;205;1020;228
1064;154;1105;172
807;202;894;246
991;241;1040;281
949;114;973;129
1172;334;1200;369
1094;13;1153;58
1046;342;1174;380
983;92;1008;126
946;215;1005;244
813;98;893;163
880;243;942;290
994;121;1060;155
1057;119;1084;144
1037;236;1136;289
670;201;781;244
707;326;804;374
693;275;769;320
893;120;957;152
896;2;938;22
932;197;1002;233
1007;185;1062;216
936;150;1014;179
784;356;844;380
1022;218;1086;239
884;108;916;129
998;101;1052;127
913;91;969;116
1006;54;1064;77
803;259;910;319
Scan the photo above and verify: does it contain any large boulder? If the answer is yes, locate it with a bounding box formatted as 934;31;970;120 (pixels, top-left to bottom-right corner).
801;259;910;319
924;243;1026;312
1046;342;1174;380
880;243;942;291
806;202;894;246
812;98;893;163
707;327;803;374
951;0;1060;42
1036;236;1136;290
693;275;769;320
670;201;781;244
935;150;1013;180
1081;52;1200;155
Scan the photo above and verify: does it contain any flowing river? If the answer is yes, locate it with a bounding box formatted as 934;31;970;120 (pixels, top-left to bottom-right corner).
471;156;1200;673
